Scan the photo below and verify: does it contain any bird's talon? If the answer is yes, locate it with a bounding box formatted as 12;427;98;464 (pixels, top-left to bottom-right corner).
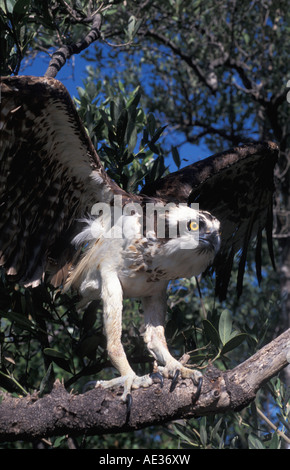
126;392;132;409
170;369;180;392
125;392;133;423
150;371;164;388
192;376;203;404
123;392;132;423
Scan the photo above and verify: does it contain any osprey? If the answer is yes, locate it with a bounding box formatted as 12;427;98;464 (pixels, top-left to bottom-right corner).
0;76;278;401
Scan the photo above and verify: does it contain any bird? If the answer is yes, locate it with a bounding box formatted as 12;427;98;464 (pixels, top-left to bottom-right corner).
0;75;278;401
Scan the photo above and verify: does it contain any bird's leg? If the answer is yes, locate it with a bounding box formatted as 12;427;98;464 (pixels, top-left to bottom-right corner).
142;293;202;393
95;272;152;401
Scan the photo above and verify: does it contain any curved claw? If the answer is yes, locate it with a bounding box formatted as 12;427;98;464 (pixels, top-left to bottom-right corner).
125;393;132;424
150;371;164;388
192;376;203;404
170;369;180;392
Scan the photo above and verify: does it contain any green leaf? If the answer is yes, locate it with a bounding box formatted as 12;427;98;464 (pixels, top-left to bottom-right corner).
110;97;125;125
53;436;67;448
118;79;125;93
210;417;223;442
39;363;54;396
77;334;104;359
142;128;149;145
102;145;116;159
43;348;67;359
202;319;220;348
173;423;196;446
127;15;142;40
268;432;280;449
116;108;128;145
149;155;166;181
99;109;115;133
221;333;247;354
150;125;167;145
148;141;160;155
126;86;141;109
248;434;265;449
1;311;35;333
128;15;136;39
1;0;15;13
127;125;138;154
200;417;207;446
218;309;232;345
172;146;181;168
43;348;72;373
147;113;156;137
243;32;250;45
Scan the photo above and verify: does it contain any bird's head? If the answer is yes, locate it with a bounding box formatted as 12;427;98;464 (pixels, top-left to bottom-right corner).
158;204;220;250
152;204;221;278
193;210;221;255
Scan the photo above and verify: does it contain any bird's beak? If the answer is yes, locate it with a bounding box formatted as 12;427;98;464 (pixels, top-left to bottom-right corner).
200;229;221;253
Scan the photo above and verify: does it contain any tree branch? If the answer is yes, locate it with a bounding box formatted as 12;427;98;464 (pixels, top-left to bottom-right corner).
44;13;102;78
142;28;218;93
0;329;289;442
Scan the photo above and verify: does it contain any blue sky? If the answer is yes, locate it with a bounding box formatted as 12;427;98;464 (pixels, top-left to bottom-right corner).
20;52;89;97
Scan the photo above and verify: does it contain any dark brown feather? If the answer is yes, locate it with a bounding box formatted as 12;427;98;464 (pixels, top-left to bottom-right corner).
0;76;278;300
0;76;128;286
142;141;279;299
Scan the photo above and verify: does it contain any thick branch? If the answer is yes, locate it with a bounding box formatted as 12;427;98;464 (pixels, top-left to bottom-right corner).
0;329;289;442
44;14;102;78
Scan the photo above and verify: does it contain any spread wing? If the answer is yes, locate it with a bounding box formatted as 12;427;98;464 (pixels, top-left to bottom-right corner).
0;75;126;287
142;141;279;299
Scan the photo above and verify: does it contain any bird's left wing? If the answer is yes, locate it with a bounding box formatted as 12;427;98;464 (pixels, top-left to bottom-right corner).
142;141;279;299
0;76;125;287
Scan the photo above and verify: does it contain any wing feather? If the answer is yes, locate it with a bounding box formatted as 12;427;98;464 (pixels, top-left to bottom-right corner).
0;76;125;286
142;142;279;299
0;76;279;299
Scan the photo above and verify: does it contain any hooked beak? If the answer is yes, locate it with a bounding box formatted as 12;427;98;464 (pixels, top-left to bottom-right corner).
199;229;221;254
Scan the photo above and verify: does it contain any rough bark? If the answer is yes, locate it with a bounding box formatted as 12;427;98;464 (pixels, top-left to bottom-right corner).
44;14;102;78
0;328;289;443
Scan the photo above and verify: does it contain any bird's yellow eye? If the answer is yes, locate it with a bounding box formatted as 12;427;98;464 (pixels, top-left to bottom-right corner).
188;221;199;231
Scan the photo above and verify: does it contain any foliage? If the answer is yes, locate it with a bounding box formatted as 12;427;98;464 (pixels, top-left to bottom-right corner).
80;0;290;152
74;75;170;192
0;0;289;449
